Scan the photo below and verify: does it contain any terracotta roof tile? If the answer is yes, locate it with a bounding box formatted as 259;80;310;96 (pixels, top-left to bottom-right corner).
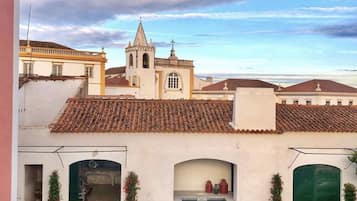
105;76;129;87
20;40;73;50
277;104;357;132
50;98;357;133
281;79;357;93
202;79;281;91
106;66;126;75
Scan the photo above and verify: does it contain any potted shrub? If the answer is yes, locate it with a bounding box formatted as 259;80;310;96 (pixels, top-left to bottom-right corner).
124;171;140;201
344;183;356;201
270;173;283;201
48;171;60;201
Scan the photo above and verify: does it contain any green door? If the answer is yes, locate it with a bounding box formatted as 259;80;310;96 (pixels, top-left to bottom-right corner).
293;165;340;201
69;162;80;201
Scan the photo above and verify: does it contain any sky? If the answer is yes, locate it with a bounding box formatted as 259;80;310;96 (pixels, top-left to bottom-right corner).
20;0;357;79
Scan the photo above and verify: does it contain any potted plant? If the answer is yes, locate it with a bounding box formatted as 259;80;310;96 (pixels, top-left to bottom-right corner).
270;173;283;201
48;171;60;201
344;183;356;201
124;171;140;201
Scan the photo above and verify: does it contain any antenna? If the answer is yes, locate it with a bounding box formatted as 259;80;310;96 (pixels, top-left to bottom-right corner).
26;1;32;47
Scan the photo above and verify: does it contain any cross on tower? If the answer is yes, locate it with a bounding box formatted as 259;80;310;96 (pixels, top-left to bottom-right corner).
171;40;175;50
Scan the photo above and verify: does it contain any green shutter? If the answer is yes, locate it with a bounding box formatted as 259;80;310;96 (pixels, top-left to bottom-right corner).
293;165;340;201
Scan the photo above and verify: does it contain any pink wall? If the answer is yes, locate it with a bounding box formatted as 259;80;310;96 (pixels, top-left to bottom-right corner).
0;0;15;201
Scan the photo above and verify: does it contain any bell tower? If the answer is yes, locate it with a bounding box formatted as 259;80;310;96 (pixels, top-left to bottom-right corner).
125;20;156;98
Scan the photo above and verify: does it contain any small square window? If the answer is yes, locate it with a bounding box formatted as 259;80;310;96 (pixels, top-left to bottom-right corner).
325;100;331;106
306;100;312;105
349;100;353;106
293;100;299;105
337;100;342;106
281;100;287;104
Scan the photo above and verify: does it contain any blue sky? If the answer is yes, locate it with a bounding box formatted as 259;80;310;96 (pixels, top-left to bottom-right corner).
20;0;357;75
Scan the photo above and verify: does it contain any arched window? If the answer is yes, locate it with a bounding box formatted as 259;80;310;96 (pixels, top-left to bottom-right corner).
168;72;179;89
129;54;133;67
143;53;149;68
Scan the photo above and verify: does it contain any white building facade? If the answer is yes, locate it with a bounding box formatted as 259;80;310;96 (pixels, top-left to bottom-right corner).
19;40;106;95
18;82;357;201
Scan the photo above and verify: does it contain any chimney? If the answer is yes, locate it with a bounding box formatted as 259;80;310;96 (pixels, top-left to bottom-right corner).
231;87;276;131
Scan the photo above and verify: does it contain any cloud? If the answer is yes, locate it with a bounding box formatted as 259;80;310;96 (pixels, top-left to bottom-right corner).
20;24;128;48
301;6;357;12
21;0;243;25
154;41;200;48
114;11;354;21
315;22;357;37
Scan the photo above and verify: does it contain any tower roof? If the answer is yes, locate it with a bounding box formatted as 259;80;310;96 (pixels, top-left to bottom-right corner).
133;21;148;46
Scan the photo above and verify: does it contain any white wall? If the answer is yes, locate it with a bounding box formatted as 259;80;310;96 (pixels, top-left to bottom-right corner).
105;86;139;96
159;67;191;99
174;159;232;191
18;79;84;127
276;94;357;105
18;129;357;201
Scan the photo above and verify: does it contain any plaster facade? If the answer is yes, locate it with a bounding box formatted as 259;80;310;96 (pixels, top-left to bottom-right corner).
19;46;106;95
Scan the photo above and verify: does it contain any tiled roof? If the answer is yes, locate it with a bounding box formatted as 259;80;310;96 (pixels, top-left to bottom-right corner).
50;98;357;133
20;40;73;50
280;79;357;93
202;79;281;91
277;104;357;132
105;76;129;87
105;66;126;75
19;76;86;89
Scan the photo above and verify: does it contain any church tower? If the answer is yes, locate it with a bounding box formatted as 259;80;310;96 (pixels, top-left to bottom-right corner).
125;21;156;98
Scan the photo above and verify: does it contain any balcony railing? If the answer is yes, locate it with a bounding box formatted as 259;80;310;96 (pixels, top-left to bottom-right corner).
20;46;105;58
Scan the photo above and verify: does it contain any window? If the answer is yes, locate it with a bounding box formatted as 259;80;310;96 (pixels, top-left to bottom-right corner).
306;100;312;105
349;100;353;106
143;53;149;68
129;54;133;67
23;61;33;76
293;99;299;105
85;65;94;78
168;72;179;89
51;63;63;76
325;100;331;106
281;100;287;104
337;100;342;106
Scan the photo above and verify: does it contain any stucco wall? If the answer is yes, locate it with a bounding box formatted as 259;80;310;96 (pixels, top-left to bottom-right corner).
105;86;139;96
19;79;84;127
18;129;357;201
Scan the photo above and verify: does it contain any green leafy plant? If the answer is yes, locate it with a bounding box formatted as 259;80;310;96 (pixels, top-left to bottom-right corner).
270;173;283;201
348;151;357;174
344;183;356;201
48;171;60;201
124;171;140;201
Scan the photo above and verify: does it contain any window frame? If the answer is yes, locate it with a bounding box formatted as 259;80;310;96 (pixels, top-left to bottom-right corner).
23;61;34;76
85;65;94;78
167;72;180;89
51;63;63;76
